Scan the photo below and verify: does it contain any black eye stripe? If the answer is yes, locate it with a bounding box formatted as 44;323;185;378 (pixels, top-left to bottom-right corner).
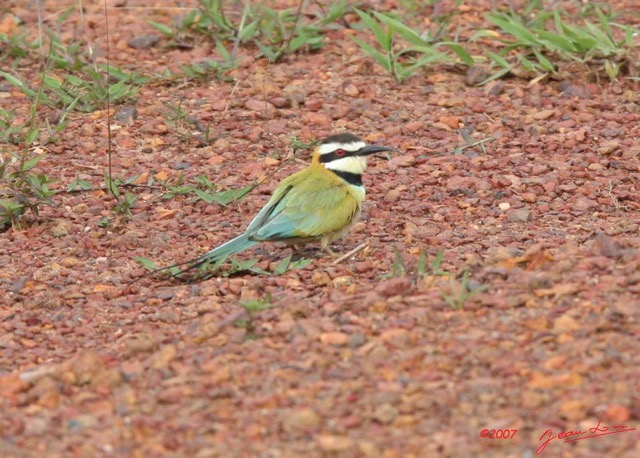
319;150;352;163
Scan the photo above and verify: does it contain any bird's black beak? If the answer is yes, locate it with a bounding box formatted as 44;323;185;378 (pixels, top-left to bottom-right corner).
356;145;396;156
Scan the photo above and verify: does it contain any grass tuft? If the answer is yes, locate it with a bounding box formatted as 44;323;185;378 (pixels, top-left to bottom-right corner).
387;248;487;309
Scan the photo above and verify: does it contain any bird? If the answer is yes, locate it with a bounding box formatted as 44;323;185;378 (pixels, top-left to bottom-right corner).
142;132;395;278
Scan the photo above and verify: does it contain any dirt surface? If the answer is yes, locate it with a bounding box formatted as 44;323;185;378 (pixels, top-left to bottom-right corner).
2;0;640;456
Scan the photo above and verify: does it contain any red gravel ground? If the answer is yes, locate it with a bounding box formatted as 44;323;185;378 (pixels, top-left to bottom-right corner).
1;1;639;457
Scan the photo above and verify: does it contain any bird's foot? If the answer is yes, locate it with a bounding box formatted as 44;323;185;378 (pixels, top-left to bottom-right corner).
290;244;314;259
290;244;338;259
322;246;339;258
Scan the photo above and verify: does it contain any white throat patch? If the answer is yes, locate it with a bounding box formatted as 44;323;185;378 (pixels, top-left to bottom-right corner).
324;155;368;175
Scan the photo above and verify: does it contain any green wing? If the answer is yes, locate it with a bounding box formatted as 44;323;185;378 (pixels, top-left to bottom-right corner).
246;170;360;242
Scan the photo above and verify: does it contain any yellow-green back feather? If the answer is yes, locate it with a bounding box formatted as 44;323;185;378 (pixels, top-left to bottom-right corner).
246;164;362;241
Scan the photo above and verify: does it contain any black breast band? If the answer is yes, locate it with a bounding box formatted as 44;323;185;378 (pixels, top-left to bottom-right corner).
330;170;363;186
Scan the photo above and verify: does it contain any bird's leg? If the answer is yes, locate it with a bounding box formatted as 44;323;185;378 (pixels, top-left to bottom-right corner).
323;246;337;257
320;238;338;258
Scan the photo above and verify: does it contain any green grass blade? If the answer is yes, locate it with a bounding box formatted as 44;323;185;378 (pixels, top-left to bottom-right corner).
135;257;157;270
290;258;312;270
321;0;348;25
482;67;512;84
518;53;536;72
238;18;260;42
485;50;510;68
595;6;613;37
0;71;37;97
21;154;46;171
533;49;555;72
439;42;475;65
536;30;576;53
487;13;539;45
148;21;175;37
351;36;391;72
232;258;259;272
273;255;291;275
256;41;279;61
354;8;391;51
373;11;427;47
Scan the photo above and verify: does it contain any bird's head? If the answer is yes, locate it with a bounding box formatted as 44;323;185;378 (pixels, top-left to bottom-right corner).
313;133;395;175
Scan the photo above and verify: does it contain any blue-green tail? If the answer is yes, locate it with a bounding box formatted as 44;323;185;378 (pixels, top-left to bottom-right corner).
134;233;259;282
183;233;258;273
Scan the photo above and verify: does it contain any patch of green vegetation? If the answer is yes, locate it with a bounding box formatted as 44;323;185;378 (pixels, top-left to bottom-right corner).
162;174;255;206
162;101;213;144
0;30;34;66
386;248;445;279
0;73;75;148
0;75;61;231
440;270;487;310
0;64;144;113
0;108;37;146
96;174;143;224
350;2;637;84
176;54;236;81
351;8;473;83
1;8;146;112
235;293;275;337
475;6;637;82
386;248;487;310
67;178;93;192
0;5;148;229
150;0;347;65
249;3;328;62
0;151;59;231
110;190;138;220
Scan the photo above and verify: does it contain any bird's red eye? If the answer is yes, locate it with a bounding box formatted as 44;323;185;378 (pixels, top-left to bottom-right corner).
335;149;345;156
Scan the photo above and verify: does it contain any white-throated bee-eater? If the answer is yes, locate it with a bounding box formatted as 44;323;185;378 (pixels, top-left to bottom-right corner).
144;132;395;277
